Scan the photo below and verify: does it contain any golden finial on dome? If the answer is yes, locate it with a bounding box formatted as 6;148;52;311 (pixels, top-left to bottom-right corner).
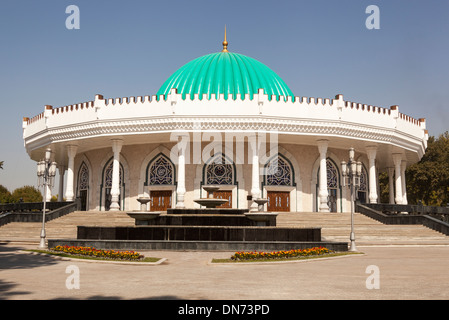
222;25;229;52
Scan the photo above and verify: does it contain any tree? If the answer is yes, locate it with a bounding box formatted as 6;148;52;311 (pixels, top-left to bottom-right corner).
378;172;390;204
0;185;12;203
406;132;449;206
0;161;3;169
11;185;43;203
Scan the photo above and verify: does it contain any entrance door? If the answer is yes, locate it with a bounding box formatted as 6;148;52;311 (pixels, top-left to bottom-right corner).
328;189;337;212
105;188;111;211
357;190;367;204
150;191;172;211
80;190;88;211
208;190;232;208
267;191;290;212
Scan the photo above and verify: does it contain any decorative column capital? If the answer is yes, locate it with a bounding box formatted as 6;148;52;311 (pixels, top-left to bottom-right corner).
66;144;78;157
365;146;377;159
401;159;407;166
317;140;329;155
111;139;123;153
392;153;403;165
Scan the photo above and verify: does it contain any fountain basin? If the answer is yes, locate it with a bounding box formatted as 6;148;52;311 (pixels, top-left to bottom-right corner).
193;186;229;208
244;212;278;226
250;198;268;212
136;197;152;211
126;211;162;221
194;198;229;208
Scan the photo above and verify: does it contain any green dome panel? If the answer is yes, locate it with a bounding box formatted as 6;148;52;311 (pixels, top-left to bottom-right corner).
157;52;294;101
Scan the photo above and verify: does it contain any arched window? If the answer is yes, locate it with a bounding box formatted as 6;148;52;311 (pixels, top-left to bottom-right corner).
327;159;338;189
78;162;89;191
77;162;89;211
147;154;175;185
265;155;293;186
104;161;122;188
205;154;234;185
202;154;235;208
357;166;368;203
101;159;124;211
326;159;339;212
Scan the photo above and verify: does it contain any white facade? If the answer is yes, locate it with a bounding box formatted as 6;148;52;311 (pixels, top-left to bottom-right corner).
22;91;428;213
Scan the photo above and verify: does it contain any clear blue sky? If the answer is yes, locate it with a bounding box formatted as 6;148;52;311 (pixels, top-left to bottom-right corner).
1;0;448;192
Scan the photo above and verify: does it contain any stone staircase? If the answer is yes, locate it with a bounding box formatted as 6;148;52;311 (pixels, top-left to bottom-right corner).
1;210;449;246
0;211;135;244
277;212;449;245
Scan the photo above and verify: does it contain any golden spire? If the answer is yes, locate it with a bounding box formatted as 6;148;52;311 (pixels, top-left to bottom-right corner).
222;25;229;52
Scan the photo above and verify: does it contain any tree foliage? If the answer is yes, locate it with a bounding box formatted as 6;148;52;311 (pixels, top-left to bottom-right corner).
406;132;449;206
0;185;12;203
11;185;43;203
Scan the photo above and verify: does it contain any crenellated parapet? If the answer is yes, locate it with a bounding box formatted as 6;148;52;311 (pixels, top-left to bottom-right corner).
23;90;425;128
23;90;428;159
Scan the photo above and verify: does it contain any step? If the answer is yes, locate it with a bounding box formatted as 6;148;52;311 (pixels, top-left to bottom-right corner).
277;212;449;245
1;211;448;246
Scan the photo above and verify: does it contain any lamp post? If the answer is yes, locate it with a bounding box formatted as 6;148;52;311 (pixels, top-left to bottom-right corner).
341;148;362;252
37;148;57;249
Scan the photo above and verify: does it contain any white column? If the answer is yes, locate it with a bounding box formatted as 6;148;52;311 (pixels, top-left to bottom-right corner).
401;160;408;205
58;166;65;202
317;140;329;212
175;134;188;208
249;134;260;212
65;145;78;202
392;154;403;205
388;167;395;204
366;146;378;204
110;139;123;211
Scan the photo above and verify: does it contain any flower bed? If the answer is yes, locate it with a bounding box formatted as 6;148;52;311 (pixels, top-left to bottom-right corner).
50;245;144;261
231;246;332;261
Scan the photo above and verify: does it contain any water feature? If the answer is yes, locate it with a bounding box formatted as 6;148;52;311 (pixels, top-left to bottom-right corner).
245;198;278;226
126;197;162;221
193;186;229;208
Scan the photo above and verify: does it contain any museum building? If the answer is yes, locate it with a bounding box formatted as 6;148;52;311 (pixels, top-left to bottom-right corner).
22;34;428;214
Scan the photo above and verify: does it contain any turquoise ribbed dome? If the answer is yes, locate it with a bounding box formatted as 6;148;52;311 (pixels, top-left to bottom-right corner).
157;52;294;101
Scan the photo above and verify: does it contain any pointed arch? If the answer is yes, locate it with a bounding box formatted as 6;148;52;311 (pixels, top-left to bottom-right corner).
312;152;344;212
77;161;89;211
97;153;129;211
75;154;93;210
202;153;236;186
136;146;177;211
145;153;176;186
325;158;341;212
357;163;369;204
261;146;302;212
263;153;295;187
194;150;243;209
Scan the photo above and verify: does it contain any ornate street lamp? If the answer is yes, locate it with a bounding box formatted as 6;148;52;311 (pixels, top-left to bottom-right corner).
37;148;57;249
341;148;362;252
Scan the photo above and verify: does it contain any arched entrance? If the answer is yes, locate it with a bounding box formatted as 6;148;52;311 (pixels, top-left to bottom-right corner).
357;165;368;204
77;162;89;211
202;153;236;208
263;154;295;212
145;153;176;211
100;158;124;211
316;158;342;213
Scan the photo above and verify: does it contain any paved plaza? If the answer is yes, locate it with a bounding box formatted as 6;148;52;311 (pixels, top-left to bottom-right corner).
1;242;449;300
